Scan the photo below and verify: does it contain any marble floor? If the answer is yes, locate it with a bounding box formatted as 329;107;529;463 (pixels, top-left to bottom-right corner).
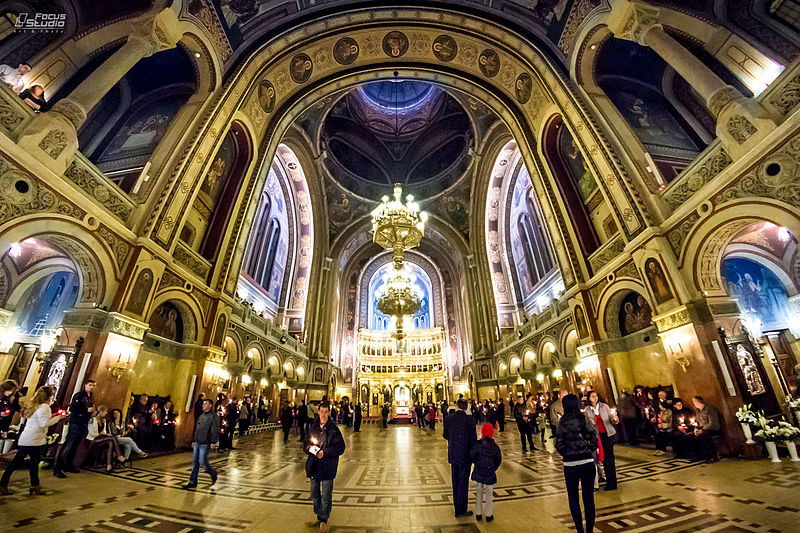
1;423;799;532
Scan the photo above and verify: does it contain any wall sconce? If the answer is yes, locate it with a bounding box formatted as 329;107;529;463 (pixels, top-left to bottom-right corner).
667;342;691;372
206;367;230;391
536;373;545;382
260;378;268;387
241;374;252;385
552;368;563;379
109;352;133;381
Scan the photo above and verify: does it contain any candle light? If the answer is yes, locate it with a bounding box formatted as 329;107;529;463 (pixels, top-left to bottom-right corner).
690;417;697;426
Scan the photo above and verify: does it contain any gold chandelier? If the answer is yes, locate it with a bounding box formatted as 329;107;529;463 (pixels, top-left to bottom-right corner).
371;184;427;268
371;183;427;349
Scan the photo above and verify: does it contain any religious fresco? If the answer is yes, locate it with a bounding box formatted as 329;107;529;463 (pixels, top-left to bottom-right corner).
98;95;185;166
199;130;237;210
574;305;589;339
603;81;698;153
645;258;674;305
324;179;371;240
125;268;154;317
618;292;653;336
149;301;183;343
13;271;79;336
558;124;597;201
722;257;792;330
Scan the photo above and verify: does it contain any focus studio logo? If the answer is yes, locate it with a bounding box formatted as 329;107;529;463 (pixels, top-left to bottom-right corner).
15;12;67;32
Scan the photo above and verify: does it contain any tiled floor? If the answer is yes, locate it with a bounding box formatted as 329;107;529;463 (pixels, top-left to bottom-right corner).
1;423;798;532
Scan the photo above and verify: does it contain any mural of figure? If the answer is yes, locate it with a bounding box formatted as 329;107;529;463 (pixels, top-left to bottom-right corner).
722;257;791;330
736;344;766;395
480;364;490;380
620;292;653;336
314;367;323;383
125;269;153;316
574;306;589;339
645;258;673;305
149;303;182;342
202;156;227;201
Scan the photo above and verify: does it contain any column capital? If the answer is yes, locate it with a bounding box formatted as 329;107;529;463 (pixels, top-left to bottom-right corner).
130;8;183;58
607;0;661;46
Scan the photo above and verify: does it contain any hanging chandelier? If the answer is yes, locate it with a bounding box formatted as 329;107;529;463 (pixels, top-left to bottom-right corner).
371;183;427;267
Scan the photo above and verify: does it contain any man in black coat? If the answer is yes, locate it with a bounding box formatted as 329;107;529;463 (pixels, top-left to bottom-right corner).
54;380;95;477
496;399;505;432
193;393;206;422
353;402;362;432
281;402;294;443
298;400;309;442
305;402;345;532
443;398;476;518
512;396;537;452
381;403;389;428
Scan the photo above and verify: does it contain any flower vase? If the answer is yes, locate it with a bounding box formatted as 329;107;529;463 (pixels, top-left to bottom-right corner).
765;441;782;462
741;423;755;444
786;441;800;462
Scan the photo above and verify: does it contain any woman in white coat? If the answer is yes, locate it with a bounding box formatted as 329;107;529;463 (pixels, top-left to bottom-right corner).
0;385;63;495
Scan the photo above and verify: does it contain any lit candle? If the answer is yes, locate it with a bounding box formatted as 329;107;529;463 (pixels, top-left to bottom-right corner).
679;417;685;426
690;417;697;427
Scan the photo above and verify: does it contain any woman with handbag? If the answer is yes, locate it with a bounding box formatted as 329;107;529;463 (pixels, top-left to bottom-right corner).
556;394;598;533
584;391;618;490
0;385;63;495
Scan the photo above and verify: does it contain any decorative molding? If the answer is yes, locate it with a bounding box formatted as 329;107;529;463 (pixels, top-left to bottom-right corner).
588;234;625;273
50;100;87;129
711;136;800;210
97;225;131;269
557;0;601;55
0;156;85;225
64;158;134;223
158;269;184;291
726;115;757;144
173;242;211;279
664;145;732;210
666;211;700;259
653;306;691;334
0;95;26;135
768;69;800;116
37;129;67;159
186;0;233;63
707;86;739;118
614;260;640;280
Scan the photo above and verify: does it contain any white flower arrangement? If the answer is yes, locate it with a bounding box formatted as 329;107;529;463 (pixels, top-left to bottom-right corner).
735;404;759;425
754;415;800;443
786;395;800;410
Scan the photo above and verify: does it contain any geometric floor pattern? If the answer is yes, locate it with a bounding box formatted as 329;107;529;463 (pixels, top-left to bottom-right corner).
1;423;798;532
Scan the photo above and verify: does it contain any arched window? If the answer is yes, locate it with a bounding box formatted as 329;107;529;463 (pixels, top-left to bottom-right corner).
244;191;271;277
517;215;537;289
262;220;282;295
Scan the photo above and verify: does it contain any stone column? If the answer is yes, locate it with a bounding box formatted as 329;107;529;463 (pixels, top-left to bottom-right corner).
17;9;182;174
607;0;777;159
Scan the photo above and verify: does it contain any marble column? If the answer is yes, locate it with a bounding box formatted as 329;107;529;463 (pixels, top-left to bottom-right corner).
17;9;182;174
607;0;777;159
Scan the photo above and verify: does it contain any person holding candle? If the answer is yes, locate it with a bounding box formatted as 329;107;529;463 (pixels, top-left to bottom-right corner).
0;379;20;455
305;401;346;532
671;398;694;459
496;399;505;432
688;396;722;463
54;379;95;478
617;390;639;446
584;391;618;490
0;386;63;496
513;396;536;452
183;398;219;489
556;394;598;533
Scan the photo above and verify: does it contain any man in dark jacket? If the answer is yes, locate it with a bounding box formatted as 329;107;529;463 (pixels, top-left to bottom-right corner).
305;402;345;532
443;398;476;518
193;393;206;421
617;390;639;446
183;398;219;489
54;380;95;477
512;396;537;452
496;399;505;432
298;400;309;442
353;402;362;432
281;402;294;443
381;403;389;428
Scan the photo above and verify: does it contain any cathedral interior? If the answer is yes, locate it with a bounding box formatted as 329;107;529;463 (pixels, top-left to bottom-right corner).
1;0;800;532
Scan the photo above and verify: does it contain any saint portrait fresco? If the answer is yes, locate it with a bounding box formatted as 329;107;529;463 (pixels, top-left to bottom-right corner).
290;53;313;83
558;127;597;201
333;37;359;64
432;35;458;62
149;301;183;343
125;268;154;316
478;49;500;77
618;292;653;336
645;258;673;305
574;305;589;339
257;80;275;113
515;72;533;104
199;131;237;208
382;31;409;57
